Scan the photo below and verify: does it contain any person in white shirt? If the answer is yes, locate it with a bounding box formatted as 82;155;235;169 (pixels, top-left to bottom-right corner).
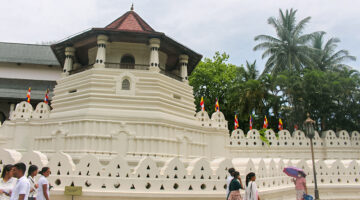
226;168;236;199
27;165;38;200
0;165;17;200
10;163;30;200
244;172;260;200
36;168;50;200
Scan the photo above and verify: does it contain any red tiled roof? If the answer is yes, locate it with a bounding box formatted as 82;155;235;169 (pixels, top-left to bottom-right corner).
105;11;155;33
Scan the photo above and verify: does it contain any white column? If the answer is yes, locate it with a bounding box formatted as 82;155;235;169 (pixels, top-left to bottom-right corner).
179;54;189;83
63;47;75;76
149;38;160;72
94;34;109;68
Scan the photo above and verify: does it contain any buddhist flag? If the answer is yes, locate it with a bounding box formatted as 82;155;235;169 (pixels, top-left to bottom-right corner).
278;118;283;131
249;115;253;130
263;116;268;129
200;96;205;111
234;115;239;130
44;89;50;104
215;98;220;112
26;87;31;103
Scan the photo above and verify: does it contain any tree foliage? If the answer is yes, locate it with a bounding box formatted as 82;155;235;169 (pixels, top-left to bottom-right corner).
189;8;358;134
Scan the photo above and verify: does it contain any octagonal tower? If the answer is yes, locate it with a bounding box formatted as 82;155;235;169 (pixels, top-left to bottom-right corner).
0;8;229;162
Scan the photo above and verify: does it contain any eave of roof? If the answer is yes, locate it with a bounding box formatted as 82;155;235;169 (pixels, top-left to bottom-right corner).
51;28;202;73
0;42;60;66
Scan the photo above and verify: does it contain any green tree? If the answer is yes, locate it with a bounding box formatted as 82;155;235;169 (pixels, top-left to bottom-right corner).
254;9;316;75
189;52;238;129
311;32;356;71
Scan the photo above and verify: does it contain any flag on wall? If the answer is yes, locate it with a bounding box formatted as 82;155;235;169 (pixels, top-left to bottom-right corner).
249;115;253;130
278;118;283;131
234;115;239;130
215;98;220;112
200;96;205;111
44;89;50;104
26;87;31;103
263;116;268;129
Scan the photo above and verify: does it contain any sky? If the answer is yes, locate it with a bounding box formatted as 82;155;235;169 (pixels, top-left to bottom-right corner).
1;0;359;72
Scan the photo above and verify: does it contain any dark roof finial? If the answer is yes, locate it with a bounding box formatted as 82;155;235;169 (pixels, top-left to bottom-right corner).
130;3;134;11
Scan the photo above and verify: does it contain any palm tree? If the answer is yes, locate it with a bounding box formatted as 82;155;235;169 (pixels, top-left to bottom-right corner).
254;9;316;75
244;60;259;81
311;32;356;71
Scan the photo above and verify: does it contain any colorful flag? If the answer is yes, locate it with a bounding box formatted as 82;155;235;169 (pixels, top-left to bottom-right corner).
44;89;50;104
215;98;220;112
263;116;268;129
294;124;298;131
26;87;31;103
200;96;205;111
278;118;283;131
234;115;239;130
249;115;253;130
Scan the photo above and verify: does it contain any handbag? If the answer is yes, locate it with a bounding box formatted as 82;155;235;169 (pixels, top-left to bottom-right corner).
303;194;313;200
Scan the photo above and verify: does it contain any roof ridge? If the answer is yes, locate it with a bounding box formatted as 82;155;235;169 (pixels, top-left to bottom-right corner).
104;10;155;32
130;11;154;32
0;42;52;47
105;11;131;28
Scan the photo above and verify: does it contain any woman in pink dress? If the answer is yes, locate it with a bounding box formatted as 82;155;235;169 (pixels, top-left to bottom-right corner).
293;171;307;200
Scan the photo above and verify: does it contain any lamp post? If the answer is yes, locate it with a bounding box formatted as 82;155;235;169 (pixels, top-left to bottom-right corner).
304;113;320;200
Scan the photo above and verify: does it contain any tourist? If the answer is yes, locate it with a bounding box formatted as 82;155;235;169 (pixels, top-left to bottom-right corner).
10;162;30;200
293;171;307;200
27;165;38;200
227;171;243;200
36;167;50;200
244;172;259;200
226;168;236;199
0;164;16;200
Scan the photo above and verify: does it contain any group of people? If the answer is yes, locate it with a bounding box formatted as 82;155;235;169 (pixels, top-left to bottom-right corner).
226;167;308;200
0;163;51;200
226;168;259;200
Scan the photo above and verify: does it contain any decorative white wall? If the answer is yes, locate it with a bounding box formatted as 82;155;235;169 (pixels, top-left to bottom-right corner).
0;149;359;200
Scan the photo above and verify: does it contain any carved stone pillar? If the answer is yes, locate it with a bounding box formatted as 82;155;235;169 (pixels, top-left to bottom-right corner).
63;47;75;76
94;34;109;68
149;38;160;72
179;54;189;83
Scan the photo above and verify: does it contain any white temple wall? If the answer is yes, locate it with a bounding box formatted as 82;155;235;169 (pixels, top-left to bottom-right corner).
50;69;197;120
1;118;228;161
0;62;61;81
1;149;360;200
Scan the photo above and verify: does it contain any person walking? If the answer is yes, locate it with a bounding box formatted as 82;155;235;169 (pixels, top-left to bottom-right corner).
36;168;50;200
227;171;244;200
27;166;38;200
226;168;236;199
10;163;30;200
293;171;307;200
244;172;260;200
0;165;16;200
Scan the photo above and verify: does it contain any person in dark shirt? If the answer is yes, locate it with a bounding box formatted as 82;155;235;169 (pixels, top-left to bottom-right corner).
227;171;243;200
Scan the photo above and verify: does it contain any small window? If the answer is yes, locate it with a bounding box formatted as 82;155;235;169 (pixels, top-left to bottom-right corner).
120;55;135;69
122;79;130;90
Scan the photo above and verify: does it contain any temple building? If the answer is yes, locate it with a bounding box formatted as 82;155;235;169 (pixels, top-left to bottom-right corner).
0;42;60;123
0;6;359;200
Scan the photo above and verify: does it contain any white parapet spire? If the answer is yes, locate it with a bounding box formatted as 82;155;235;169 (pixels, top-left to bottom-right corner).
94;34;109;68
149;38;160;72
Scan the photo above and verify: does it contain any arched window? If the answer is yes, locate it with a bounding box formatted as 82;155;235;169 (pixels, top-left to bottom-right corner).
122;79;130;90
120;55;135;69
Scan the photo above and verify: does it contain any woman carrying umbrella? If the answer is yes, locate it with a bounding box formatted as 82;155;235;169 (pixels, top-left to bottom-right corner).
283;167;308;200
293;171;307;200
